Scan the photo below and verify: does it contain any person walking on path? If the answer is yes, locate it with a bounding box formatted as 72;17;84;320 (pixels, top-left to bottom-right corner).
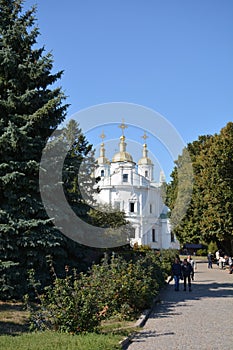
127;260;233;350
228;256;233;274
171;257;182;291
207;252;213;268
187;255;196;280
181;258;193;292
215;249;220;266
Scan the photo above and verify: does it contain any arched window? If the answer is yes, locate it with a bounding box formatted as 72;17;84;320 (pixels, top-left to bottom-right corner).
130;202;135;212
101;170;104;177
171;231;175;242
152;228;156;242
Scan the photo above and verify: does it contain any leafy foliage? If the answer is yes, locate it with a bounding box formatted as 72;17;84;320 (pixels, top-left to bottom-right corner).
88;204;135;247
166;123;233;254
196;123;233;253
27;249;176;333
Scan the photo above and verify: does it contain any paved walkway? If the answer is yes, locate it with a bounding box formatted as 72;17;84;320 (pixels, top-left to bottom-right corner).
127;261;233;350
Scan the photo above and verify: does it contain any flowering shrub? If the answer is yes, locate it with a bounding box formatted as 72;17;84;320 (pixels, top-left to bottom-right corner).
87;253;162;320
28;249;176;333
29;272;101;333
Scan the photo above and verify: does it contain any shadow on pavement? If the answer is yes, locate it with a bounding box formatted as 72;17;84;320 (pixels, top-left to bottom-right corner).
125;265;233;348
0;303;29;336
148;280;233;320
130;329;175;343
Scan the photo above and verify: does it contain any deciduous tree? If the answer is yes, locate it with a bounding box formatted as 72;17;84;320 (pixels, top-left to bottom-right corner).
166;124;233;255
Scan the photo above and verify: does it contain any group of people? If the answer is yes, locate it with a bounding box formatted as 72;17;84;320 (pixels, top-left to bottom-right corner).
170;255;196;292
169;249;233;292
207;250;233;273
215;250;233;273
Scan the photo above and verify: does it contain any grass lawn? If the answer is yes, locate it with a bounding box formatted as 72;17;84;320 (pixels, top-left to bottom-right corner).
179;255;207;262
0;331;124;350
0;302;137;350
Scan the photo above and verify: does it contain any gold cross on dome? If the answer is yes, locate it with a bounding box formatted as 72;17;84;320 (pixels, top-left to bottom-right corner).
118;118;128;136
99;130;106;141
141;131;148;142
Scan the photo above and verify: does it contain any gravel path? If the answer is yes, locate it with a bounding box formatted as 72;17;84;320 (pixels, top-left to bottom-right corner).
126;261;233;350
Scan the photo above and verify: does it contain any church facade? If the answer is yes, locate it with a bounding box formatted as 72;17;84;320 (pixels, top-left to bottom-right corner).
94;122;180;250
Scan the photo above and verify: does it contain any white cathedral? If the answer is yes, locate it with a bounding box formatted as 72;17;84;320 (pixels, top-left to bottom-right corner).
94;121;180;250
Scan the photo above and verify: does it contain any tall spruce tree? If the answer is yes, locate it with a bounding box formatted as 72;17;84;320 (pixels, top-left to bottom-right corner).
62;119;97;214
0;0;70;299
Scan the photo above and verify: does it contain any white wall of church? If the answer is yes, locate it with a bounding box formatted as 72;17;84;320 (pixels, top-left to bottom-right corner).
94;129;180;251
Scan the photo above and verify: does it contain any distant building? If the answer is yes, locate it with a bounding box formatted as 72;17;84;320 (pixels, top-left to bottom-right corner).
94;121;180;250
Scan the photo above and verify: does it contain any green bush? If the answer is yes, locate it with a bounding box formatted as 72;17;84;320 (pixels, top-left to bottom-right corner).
98;253;162;319
28;249;176;333
196;248;207;256
29;272;101;333
208;241;218;254
157;249;179;278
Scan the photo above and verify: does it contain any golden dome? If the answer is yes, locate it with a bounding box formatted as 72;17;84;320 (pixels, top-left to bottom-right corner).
97;156;110;165
138;143;153;165
138;157;153;165
112;135;134;163
112;151;134;163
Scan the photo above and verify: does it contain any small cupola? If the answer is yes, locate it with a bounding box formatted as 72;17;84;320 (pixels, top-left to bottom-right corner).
95;131;110;179
138;132;153;180
96;131;110;165
138;143;153;165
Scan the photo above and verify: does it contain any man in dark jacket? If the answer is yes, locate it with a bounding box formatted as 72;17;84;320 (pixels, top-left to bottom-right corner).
181;258;193;291
207;252;213;268
172;257;182;291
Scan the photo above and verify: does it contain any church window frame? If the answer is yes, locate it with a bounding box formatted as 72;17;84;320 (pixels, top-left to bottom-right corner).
100;169;105;177
152;228;156;242
171;231;175;242
145;170;148;177
129;202;135;213
123;173;128;182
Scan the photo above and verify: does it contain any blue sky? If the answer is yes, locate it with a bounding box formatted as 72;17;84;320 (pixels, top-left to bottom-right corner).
25;0;233;179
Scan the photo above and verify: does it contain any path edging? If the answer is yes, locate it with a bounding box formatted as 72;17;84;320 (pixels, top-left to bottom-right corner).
119;288;165;349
